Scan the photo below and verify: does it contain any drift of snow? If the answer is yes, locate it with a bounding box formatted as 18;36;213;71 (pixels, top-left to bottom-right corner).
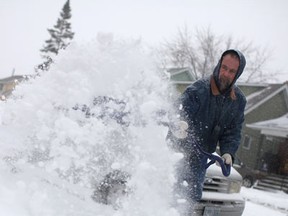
0;37;180;216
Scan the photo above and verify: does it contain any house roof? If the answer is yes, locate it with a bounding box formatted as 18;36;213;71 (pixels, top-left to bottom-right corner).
246;113;288;138
166;67;195;84
237;82;269;88
0;75;28;100
0;75;26;84
244;82;288;115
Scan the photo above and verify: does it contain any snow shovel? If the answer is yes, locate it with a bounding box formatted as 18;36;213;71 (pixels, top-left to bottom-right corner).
193;142;231;177
164;120;231;177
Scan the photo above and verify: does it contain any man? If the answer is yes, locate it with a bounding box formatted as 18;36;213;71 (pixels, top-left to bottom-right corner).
167;49;246;206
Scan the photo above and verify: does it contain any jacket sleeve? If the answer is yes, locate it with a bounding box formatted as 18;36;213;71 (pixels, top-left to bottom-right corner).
219;97;246;159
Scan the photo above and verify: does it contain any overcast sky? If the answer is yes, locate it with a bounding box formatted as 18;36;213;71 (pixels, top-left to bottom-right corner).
0;0;287;81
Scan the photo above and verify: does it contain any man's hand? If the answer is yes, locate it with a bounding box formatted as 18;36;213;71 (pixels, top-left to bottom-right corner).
222;153;232;166
171;121;188;139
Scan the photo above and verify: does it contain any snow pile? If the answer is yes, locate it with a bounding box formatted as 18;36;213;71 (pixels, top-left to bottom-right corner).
0;37;179;216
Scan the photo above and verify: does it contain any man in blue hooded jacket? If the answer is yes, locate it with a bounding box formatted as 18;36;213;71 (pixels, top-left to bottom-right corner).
167;49;246;205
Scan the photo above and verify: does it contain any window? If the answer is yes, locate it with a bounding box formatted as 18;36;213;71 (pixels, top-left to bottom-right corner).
243;135;252;150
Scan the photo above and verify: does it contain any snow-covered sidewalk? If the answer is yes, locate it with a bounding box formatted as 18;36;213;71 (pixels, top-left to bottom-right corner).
241;187;288;216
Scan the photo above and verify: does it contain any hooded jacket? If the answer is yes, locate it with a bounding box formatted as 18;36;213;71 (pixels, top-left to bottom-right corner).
171;49;246;160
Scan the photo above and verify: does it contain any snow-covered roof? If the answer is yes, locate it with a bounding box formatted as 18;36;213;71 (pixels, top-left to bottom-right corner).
166;67;195;84
0;75;26;84
244;82;288;115
246;113;288;138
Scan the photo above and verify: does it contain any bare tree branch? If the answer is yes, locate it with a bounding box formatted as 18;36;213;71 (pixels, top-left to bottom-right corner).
155;26;279;83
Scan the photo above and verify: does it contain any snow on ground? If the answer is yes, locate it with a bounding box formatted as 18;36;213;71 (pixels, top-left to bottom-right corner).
1;37;287;216
1;163;288;216
244;202;287;216
241;187;288;216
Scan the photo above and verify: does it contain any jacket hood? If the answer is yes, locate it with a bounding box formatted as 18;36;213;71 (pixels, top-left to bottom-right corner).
213;49;246;94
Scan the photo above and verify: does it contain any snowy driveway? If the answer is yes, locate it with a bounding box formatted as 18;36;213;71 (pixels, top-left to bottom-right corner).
241;187;288;216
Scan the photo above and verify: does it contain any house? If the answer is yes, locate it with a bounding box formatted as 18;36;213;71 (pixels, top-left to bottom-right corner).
246;114;288;175
168;68;288;176
166;67;195;94
0;75;27;100
237;82;288;175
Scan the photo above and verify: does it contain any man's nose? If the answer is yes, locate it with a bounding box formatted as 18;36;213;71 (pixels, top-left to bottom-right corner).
222;70;230;78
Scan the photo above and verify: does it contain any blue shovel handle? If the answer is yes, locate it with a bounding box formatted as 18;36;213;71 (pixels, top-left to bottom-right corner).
194;143;231;177
204;153;231;177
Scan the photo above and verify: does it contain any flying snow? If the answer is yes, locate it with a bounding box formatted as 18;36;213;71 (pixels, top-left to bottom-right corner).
0;36;181;215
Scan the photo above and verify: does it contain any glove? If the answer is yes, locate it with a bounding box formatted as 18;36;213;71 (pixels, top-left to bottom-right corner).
171;121;188;139
222;153;232;166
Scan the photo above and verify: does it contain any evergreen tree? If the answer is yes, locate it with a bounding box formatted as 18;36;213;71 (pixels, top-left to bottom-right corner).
37;0;74;71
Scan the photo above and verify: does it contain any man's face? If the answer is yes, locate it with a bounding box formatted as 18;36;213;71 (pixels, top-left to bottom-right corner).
218;54;240;92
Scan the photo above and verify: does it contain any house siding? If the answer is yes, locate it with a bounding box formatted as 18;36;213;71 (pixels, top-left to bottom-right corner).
172;73;192;82
237;84;266;96
176;84;189;95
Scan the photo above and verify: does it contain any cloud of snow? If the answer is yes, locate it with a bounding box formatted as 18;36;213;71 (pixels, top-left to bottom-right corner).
0;37;180;215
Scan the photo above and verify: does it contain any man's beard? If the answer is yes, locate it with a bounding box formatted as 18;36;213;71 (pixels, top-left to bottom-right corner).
219;76;231;93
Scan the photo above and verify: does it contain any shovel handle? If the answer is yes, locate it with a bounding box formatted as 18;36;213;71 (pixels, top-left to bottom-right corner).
193;143;231;177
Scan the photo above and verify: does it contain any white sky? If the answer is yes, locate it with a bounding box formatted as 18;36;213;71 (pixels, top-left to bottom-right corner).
0;0;288;81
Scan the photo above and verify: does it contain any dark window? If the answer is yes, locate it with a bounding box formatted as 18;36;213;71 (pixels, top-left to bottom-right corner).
243;135;252;150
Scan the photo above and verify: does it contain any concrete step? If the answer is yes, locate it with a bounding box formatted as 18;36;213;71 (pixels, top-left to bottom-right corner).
264;175;288;182
253;175;288;193
253;185;280;193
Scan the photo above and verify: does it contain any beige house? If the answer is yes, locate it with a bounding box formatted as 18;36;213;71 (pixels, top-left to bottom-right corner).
0;75;27;100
